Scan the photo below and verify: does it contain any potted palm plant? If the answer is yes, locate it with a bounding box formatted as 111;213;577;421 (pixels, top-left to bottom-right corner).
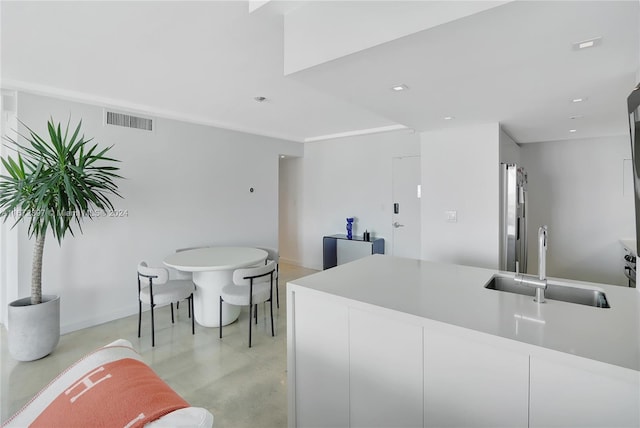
0;118;121;361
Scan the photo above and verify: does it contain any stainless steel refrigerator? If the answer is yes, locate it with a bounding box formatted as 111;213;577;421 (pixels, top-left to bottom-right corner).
500;163;528;273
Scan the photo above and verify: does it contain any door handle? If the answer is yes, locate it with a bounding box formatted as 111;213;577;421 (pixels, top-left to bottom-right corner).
393;222;405;228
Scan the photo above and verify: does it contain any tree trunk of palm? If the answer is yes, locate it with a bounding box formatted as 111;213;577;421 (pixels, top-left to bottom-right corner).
31;233;45;305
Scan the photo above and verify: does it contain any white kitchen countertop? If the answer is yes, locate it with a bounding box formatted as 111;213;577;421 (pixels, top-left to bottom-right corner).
288;255;640;371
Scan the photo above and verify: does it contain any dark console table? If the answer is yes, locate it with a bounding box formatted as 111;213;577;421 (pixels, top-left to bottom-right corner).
323;234;385;270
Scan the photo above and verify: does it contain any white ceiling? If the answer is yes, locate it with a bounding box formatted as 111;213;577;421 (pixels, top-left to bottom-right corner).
1;1;639;144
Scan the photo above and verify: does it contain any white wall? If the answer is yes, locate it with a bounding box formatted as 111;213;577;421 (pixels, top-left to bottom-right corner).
4;92;302;332
283;1;511;74
637;0;640;82
500;127;520;165
0;90;19;327
279;156;303;265
628;0;640;295
421;123;501;269
299;130;420;270
520;136;634;286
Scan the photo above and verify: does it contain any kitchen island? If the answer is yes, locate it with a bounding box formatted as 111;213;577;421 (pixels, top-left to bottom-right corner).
287;255;640;428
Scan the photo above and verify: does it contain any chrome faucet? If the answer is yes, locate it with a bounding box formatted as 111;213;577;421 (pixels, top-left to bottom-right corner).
538;225;547;281
515;226;548;303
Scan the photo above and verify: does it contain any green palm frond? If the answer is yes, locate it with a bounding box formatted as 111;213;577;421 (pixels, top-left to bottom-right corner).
0;118;122;243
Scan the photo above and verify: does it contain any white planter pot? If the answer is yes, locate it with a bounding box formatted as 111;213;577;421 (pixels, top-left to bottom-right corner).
8;295;60;361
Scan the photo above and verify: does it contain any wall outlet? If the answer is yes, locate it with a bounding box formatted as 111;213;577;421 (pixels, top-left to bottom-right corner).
445;210;457;223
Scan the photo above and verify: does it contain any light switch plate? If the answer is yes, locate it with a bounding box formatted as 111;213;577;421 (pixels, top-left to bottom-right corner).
445;210;457;223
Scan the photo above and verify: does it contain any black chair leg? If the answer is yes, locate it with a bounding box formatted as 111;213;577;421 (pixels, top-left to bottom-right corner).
137;300;142;338
176;301;180;310
255;304;258;324
276;266;280;309
171;302;175;324
190;294;195;335
219;297;223;339
150;304;155;347
248;302;253;348
270;296;274;337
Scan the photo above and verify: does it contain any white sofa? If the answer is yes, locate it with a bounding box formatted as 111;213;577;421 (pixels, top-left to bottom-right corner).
3;339;214;427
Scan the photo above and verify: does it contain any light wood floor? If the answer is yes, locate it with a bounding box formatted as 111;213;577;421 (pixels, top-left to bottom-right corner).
0;262;318;427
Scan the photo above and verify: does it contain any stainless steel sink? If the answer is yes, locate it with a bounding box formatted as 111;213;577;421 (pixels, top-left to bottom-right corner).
485;275;610;308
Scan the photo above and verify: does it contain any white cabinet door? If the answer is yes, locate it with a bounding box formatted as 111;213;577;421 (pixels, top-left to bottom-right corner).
424;325;529;428
290;290;350;428
349;307;424;428
530;354;640;428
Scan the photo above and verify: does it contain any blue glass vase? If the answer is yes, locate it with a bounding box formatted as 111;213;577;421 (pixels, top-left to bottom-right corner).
346;217;354;240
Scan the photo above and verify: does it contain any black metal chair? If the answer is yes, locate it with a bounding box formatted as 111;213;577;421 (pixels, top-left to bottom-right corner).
219;260;276;348
137;261;195;347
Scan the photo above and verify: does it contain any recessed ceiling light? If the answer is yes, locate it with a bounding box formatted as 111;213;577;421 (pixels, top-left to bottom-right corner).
391;84;409;92
444;116;454;120
571;97;587;103
573;37;602;50
280;155;285;159
569;129;577;133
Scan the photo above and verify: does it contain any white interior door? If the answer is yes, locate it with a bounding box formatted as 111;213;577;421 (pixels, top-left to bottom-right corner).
392;156;421;258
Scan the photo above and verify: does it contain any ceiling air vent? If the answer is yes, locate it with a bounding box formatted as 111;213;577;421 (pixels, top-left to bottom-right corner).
105;110;153;131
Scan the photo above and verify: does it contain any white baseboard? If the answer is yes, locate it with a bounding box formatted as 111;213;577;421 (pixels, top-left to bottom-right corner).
61;306;137;335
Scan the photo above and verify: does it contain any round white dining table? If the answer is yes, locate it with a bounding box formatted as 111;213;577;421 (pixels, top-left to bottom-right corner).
163;247;268;327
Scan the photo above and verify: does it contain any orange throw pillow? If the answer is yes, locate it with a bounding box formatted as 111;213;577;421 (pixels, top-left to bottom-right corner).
31;358;188;428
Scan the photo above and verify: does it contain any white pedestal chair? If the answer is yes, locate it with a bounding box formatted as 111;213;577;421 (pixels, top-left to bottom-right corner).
257;247;280;308
137;262;195;347
219;260;276;348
